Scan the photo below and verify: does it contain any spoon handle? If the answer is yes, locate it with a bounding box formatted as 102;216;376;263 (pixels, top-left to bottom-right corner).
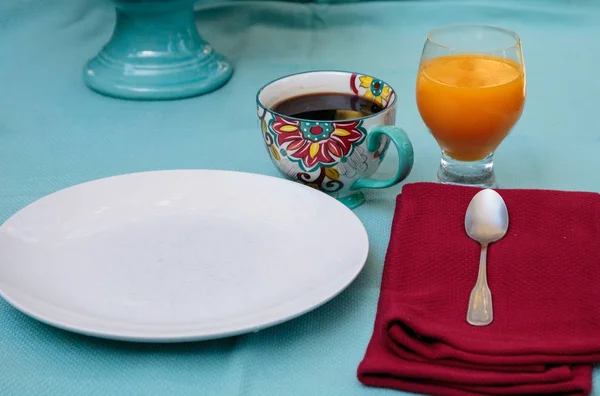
467;245;493;326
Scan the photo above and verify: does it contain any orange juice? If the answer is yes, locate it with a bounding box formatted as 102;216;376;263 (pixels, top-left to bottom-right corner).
416;54;525;161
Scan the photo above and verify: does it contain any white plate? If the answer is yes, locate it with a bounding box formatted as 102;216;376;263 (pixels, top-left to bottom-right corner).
0;170;368;342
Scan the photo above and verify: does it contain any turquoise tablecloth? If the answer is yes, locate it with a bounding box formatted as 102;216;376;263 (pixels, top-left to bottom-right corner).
1;0;599;395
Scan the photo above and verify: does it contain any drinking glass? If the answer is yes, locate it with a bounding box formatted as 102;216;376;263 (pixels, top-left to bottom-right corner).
416;24;526;187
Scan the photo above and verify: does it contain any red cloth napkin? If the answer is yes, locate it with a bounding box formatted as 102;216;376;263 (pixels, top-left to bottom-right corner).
357;182;600;396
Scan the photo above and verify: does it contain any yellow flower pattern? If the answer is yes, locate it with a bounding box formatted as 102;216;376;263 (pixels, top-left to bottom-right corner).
358;75;391;107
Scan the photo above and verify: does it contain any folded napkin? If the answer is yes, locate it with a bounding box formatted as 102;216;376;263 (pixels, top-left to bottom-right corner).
358;182;600;396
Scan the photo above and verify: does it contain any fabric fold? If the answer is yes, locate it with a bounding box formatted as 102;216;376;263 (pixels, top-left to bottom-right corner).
358;182;600;396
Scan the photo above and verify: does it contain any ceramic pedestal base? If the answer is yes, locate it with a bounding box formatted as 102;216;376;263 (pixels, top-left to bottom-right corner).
83;0;233;100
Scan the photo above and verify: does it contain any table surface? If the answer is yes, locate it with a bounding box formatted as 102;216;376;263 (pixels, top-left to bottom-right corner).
1;0;599;395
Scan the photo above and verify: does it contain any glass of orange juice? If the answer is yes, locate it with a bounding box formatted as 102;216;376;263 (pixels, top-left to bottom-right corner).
416;24;526;187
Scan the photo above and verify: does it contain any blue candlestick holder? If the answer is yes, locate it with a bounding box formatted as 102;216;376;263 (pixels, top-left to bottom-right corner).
83;0;233;100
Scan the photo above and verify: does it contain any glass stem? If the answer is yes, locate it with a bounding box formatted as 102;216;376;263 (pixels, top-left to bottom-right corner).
437;151;497;188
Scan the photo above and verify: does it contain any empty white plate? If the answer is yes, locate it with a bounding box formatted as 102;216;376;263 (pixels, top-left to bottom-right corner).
0;170;368;342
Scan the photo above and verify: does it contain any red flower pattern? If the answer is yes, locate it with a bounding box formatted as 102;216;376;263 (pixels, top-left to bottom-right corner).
269;115;365;171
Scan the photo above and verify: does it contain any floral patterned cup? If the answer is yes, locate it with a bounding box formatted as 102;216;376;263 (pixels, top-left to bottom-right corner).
256;70;414;209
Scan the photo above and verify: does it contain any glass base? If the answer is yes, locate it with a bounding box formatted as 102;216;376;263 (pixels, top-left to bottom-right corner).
437;152;497;188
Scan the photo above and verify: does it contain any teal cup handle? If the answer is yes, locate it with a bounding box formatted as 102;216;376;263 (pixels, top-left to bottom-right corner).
350;126;414;190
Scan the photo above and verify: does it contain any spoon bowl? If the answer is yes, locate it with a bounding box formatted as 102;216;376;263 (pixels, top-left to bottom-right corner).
465;189;509;244
465;189;509;326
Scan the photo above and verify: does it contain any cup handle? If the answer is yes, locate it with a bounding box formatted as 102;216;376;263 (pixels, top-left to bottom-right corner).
350;125;414;190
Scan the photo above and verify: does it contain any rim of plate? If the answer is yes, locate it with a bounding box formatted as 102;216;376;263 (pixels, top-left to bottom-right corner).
0;169;369;342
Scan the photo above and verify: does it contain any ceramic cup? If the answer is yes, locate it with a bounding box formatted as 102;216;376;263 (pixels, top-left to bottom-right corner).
256;70;414;209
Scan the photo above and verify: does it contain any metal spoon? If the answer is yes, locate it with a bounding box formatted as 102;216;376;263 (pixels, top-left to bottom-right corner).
465;189;509;326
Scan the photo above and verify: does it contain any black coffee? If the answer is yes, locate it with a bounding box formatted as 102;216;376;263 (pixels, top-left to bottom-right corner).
272;93;383;121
